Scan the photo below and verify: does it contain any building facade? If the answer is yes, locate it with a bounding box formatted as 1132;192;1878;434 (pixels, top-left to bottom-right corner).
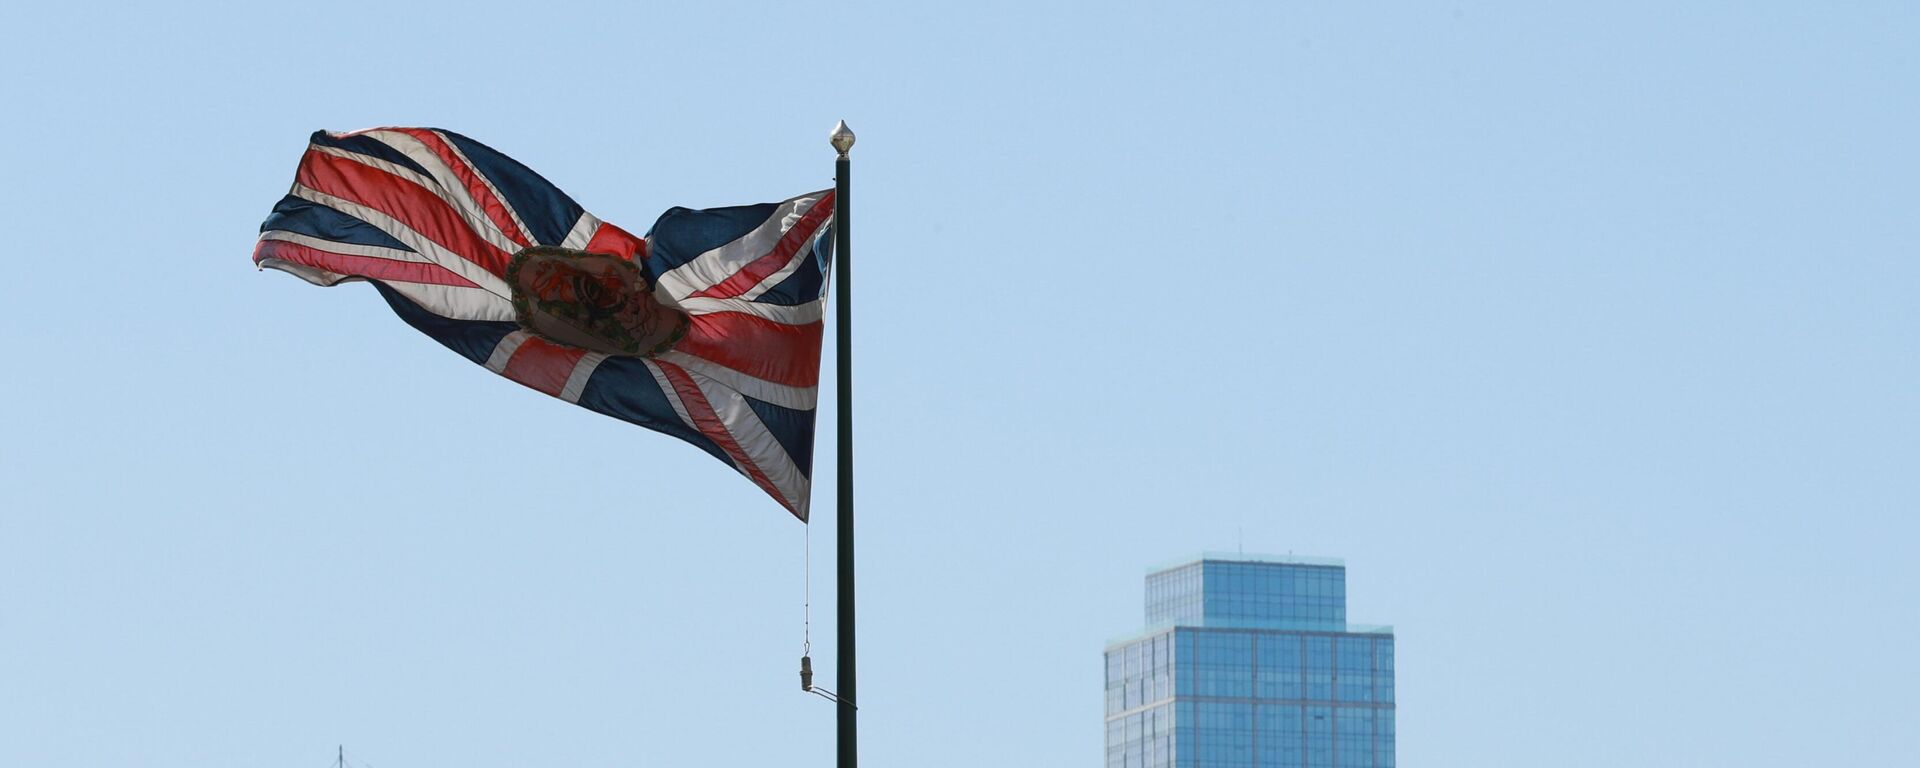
1105;554;1395;768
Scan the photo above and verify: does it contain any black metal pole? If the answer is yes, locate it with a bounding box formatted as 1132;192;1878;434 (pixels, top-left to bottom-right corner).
830;121;857;768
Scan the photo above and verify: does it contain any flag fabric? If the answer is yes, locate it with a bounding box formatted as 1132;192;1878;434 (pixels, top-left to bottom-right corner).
254;128;833;519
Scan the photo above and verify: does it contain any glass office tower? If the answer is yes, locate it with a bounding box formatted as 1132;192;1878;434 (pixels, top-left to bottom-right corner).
1105;554;1395;768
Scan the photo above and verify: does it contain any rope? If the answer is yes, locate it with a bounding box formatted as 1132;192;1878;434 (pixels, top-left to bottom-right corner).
803;520;811;656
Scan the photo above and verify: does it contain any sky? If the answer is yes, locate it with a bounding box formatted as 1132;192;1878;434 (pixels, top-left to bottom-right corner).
1;1;1915;766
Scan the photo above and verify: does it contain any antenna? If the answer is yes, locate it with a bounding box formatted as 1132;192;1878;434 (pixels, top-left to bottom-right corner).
335;745;368;768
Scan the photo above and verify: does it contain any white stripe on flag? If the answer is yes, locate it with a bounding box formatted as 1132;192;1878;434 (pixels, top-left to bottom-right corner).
559;352;609;403
341;134;529;254
254;257;349;287
418;129;541;246
685;367;810;515
642;359;700;438
671;297;823;326
485;331;532;373
654;192;828;300
654;350;818;411
560;213;601;250
257;230;513;319
290;184;513;300
308;142;523;258
258;230;432;264
382;282;517;323
736;225;827;302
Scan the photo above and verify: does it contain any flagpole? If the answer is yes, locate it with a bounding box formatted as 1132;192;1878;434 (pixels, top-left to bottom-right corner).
829;119;858;768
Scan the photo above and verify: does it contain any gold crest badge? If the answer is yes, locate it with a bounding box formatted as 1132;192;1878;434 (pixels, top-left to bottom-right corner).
506;246;688;356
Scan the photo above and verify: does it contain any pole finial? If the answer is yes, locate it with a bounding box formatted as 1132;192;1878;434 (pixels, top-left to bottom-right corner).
830;120;855;157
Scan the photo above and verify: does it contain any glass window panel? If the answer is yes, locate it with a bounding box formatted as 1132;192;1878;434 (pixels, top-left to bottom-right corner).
1377;708;1395;768
1336;636;1372;703
1194;631;1252;698
1256;634;1303;700
1306;637;1334;701
1306;705;1334;768
1193;702;1252;768
1258;703;1304;767
1376;639;1394;703
1335;707;1374;767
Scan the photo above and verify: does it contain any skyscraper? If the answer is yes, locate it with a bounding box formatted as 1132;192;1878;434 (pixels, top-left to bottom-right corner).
1104;554;1396;768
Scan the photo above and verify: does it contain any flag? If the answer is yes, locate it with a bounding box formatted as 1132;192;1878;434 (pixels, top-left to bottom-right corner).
254;128;833;519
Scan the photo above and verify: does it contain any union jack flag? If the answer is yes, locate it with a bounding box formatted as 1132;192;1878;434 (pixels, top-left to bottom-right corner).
254;128;833;519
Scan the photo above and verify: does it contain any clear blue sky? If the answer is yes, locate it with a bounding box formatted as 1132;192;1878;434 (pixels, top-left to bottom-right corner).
2;2;1914;766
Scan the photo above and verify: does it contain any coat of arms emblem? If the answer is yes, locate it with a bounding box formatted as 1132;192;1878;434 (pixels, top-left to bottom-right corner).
506;246;689;356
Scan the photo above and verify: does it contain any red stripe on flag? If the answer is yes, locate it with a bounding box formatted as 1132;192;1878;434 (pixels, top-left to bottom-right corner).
584;221;646;261
391;128;532;249
500;336;588;397
655;361;793;513
296;150;515;277
675;312;823;387
688;192;834;300
254;239;480;288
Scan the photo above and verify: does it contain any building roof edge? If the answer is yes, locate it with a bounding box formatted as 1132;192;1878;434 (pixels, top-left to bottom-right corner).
1146;551;1346;574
